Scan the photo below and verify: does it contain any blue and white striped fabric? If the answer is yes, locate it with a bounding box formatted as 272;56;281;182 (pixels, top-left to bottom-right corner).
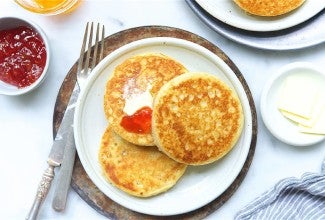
235;159;325;220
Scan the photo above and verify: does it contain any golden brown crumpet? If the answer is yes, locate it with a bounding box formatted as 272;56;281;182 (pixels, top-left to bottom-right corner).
98;126;187;197
104;53;187;146
152;72;244;165
233;0;305;16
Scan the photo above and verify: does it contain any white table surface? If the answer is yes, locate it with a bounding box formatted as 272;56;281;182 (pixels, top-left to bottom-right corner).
1;1;324;219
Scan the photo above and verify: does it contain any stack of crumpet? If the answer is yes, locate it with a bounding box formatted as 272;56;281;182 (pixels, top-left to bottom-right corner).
99;53;244;197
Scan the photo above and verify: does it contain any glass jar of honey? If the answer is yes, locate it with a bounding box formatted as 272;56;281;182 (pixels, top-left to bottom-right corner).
14;0;81;15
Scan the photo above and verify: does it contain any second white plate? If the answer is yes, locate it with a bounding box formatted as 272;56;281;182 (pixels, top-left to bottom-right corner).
74;37;253;216
195;0;325;32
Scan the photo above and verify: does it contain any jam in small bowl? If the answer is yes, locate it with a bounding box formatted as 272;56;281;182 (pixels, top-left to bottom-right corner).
0;17;50;95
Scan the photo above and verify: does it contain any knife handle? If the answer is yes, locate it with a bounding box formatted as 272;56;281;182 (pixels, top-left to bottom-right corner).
26;165;55;220
52;142;76;211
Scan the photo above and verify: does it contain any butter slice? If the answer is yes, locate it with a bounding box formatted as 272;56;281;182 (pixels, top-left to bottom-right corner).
280;94;325;127
280;110;314;127
299;104;325;135
278;75;319;119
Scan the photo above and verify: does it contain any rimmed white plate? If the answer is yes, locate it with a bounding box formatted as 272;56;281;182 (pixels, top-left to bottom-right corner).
261;62;325;146
195;0;325;32
186;0;325;50
74;37;253;216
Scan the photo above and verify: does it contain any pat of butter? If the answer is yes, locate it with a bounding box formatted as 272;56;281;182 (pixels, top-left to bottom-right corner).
123;89;153;116
299;104;325;135
280;95;325;127
278;75;319;119
280;110;315;127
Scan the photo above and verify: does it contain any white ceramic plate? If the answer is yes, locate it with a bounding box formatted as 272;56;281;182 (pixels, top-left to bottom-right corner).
186;0;325;50
195;0;325;32
261;62;325;146
74;37;253;216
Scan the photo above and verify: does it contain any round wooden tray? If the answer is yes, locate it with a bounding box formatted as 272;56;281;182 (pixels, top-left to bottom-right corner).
53;26;257;219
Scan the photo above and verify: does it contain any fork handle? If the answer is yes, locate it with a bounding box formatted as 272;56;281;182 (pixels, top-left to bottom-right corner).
26;165;55;220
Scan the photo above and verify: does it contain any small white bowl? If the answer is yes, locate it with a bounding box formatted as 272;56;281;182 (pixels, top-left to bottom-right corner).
261;62;325;146
0;17;50;96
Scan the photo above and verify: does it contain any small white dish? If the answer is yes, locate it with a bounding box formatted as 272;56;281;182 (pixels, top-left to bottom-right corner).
74;37;253;215
0;17;50;96
195;0;325;32
261;62;325;146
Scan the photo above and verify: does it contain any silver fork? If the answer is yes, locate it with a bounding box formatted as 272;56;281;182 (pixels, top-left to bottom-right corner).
52;22;105;212
77;22;105;90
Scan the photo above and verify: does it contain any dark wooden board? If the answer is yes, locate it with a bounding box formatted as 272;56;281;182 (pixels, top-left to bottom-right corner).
53;26;257;219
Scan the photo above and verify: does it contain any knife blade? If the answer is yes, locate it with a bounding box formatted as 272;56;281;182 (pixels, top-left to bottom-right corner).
26;83;80;220
51;84;78;211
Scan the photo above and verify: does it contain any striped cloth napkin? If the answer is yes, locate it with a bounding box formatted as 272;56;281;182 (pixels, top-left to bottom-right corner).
235;159;325;220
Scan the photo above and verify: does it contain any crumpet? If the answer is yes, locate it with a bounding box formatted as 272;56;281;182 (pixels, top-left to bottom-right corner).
234;0;305;16
104;53;187;146
152;72;244;165
98;126;187;197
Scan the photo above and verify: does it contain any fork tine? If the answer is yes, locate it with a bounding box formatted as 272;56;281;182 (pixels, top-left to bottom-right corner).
84;22;94;76
99;25;105;62
90;23;100;70
77;22;89;76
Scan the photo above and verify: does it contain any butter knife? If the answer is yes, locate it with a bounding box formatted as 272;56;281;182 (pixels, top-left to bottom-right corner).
26;84;79;220
51;84;79;212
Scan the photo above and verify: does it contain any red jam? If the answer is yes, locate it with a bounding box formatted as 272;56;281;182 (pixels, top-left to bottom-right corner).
0;26;47;88
120;106;153;134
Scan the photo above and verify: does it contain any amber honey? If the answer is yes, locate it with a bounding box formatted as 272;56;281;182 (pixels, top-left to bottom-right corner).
15;0;81;15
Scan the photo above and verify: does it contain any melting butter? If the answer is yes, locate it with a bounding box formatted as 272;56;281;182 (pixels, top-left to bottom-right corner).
123;89;153;116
